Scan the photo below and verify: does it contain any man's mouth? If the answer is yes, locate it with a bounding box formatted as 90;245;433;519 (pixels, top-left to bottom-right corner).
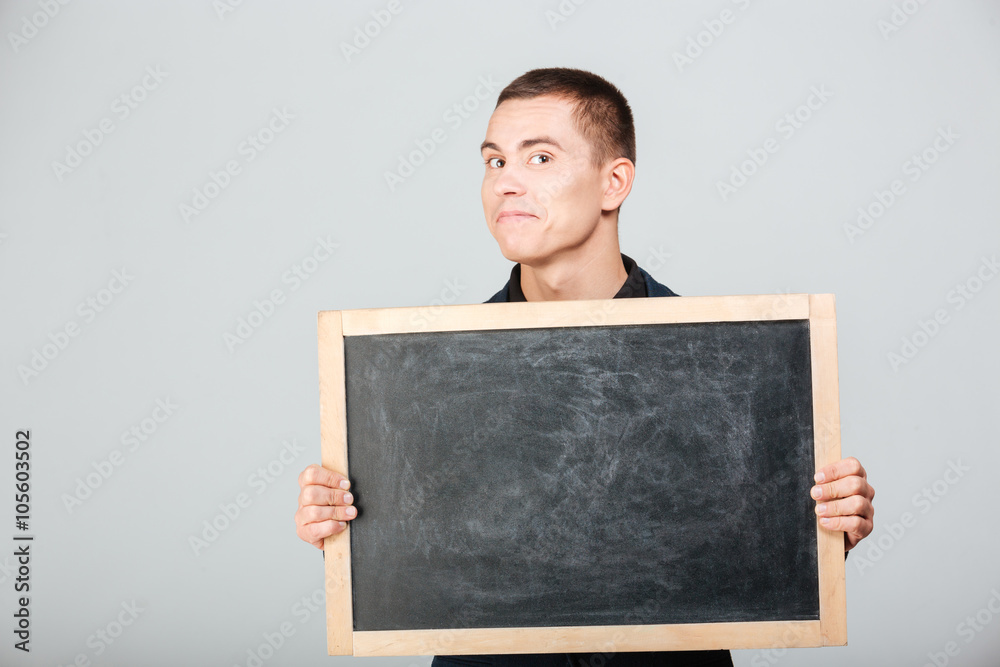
497;210;537;223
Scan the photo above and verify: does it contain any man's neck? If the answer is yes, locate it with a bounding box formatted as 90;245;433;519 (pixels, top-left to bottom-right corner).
519;242;628;302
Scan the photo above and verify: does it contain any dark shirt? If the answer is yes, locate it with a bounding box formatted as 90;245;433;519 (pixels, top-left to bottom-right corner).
434;256;732;667
506;253;648;301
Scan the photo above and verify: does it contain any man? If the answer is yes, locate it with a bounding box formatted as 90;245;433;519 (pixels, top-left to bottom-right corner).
296;68;876;666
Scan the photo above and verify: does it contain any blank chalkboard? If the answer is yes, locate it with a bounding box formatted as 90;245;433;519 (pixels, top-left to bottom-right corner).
318;294;846;656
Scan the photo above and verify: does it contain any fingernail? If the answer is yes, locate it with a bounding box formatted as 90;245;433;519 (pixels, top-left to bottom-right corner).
338;521;346;529
340;480;351;490
819;517;830;526
814;472;825;483
811;486;822;499
344;493;353;504
346;506;357;517
816;504;827;515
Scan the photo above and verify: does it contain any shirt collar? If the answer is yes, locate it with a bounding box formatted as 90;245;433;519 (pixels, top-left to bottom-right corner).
507;253;647;302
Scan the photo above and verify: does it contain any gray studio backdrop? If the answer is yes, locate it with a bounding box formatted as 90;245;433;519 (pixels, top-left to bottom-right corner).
1;1;998;666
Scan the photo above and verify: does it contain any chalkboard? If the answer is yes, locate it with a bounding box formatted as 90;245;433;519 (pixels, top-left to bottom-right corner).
318;294;846;656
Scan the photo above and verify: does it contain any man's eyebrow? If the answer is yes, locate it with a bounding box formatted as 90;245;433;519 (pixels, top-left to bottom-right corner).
479;137;564;154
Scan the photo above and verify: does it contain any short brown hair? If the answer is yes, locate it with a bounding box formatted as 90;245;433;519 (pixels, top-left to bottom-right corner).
495;67;636;168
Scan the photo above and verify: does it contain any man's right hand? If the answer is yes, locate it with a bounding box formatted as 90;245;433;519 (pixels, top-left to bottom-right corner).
295;464;356;549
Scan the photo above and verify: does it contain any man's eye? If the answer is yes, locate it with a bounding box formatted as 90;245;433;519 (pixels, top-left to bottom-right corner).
528;154;550;164
486;157;504;168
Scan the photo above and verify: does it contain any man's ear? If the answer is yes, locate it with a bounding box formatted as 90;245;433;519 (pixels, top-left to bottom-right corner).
601;157;635;212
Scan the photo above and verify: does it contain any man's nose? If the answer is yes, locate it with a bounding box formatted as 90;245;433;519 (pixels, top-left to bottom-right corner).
493;164;526;197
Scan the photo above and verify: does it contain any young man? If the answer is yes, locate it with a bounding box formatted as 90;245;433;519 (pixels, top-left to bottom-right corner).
296;68;876;666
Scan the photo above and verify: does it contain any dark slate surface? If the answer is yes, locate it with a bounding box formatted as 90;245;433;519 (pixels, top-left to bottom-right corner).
344;321;818;631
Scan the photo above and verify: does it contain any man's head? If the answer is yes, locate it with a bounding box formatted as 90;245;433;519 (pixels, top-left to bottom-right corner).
480;68;636;267
495;68;636;169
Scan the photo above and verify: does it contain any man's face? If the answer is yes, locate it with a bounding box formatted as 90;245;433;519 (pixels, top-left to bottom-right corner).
480;95;608;266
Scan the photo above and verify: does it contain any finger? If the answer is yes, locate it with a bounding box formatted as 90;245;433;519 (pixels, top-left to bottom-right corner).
298;486;353;508
818;514;872;544
296;518;347;549
814;495;873;521
810;475;872;502
298;464;351;492
300;503;358;523
845;530;866;552
814;456;866;484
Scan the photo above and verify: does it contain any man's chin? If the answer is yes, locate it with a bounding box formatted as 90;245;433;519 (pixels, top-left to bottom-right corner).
497;246;524;264
494;240;537;265
492;233;532;264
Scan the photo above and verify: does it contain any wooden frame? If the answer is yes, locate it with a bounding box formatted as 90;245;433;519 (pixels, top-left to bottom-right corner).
317;293;846;656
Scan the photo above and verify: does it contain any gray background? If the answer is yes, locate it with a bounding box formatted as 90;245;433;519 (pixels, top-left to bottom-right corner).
1;1;997;666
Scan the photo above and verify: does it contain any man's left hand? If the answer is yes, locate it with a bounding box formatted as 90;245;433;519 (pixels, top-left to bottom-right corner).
811;456;875;552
